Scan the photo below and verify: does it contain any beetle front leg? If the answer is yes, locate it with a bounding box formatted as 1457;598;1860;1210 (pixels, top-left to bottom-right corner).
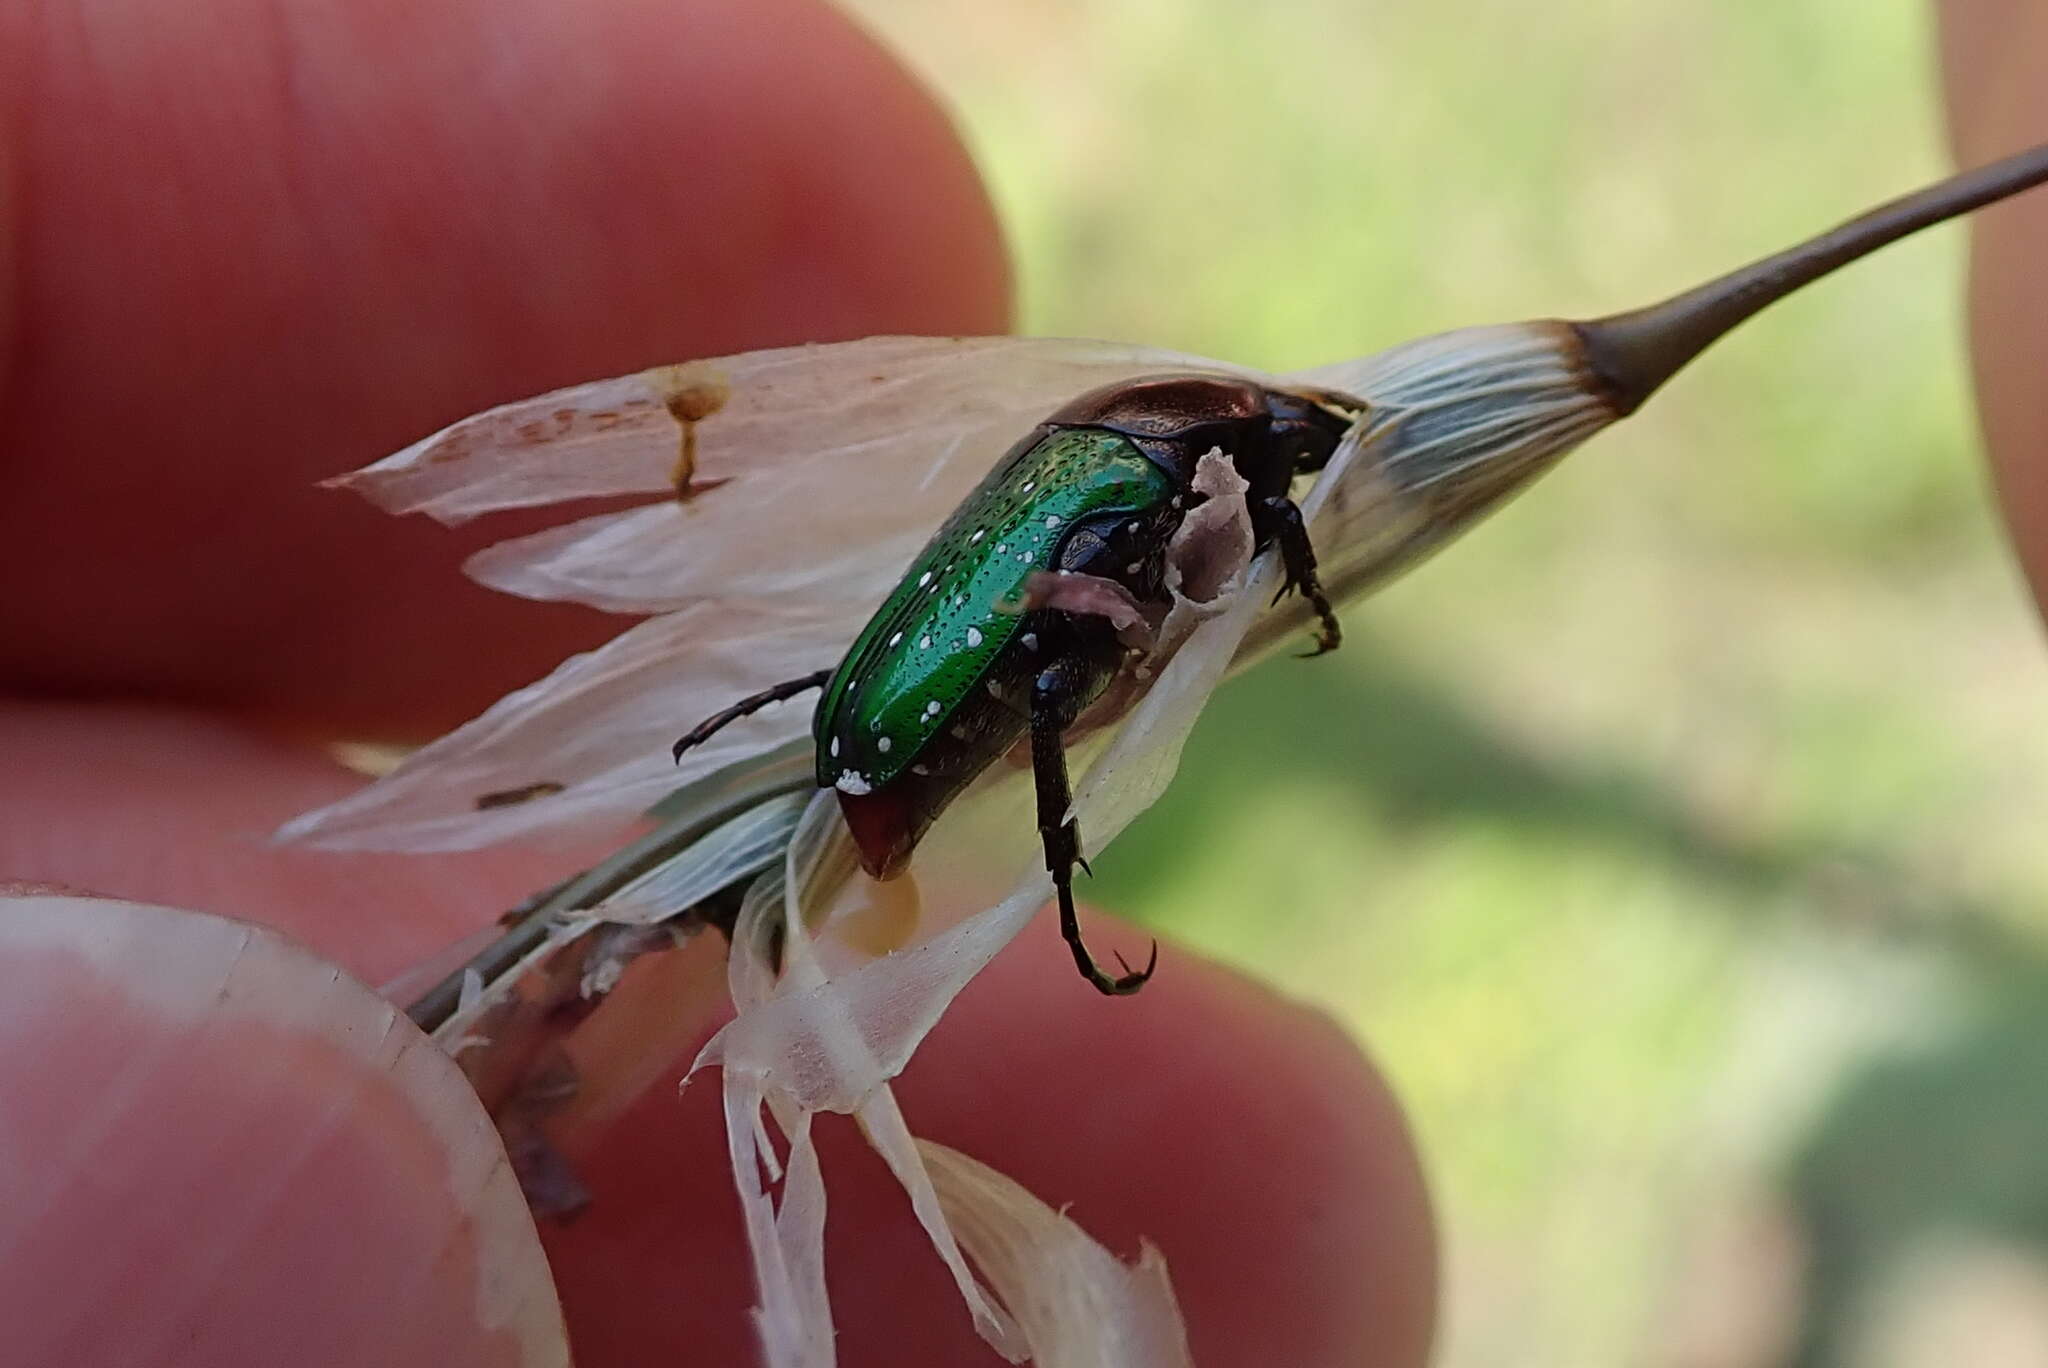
672;669;833;761
1030;658;1158;996
1258;495;1342;657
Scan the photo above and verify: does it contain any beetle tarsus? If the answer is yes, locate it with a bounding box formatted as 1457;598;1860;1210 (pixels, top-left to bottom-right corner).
672;669;833;762
1032;657;1156;996
1258;495;1342;657
1058;876;1155;995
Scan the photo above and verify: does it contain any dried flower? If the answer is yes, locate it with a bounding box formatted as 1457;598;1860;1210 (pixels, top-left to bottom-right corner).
282;141;2048;1364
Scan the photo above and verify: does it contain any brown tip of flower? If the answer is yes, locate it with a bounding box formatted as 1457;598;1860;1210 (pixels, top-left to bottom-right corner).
1572;140;2048;416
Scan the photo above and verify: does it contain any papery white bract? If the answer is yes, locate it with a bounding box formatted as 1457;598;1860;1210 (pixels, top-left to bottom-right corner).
919;1141;1195;1368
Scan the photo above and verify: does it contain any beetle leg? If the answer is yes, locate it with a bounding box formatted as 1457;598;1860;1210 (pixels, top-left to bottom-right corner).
1030;658;1157;995
672;669;833;761
1257;495;1342;657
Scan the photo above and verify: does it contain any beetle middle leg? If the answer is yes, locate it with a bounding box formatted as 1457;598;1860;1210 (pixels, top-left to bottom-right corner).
1256;495;1342;657
1029;656;1158;995
672;669;833;761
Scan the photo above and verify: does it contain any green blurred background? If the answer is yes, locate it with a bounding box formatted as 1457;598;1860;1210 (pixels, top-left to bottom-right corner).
841;1;2048;1364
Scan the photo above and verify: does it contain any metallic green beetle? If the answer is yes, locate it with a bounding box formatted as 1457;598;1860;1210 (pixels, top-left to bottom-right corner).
673;375;1360;994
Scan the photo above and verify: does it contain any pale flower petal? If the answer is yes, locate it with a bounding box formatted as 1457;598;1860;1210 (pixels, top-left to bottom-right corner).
723;1076;835;1368
336;335;1246;524
856;1088;1027;1360
278;599;837;850
918;1141;1195;1368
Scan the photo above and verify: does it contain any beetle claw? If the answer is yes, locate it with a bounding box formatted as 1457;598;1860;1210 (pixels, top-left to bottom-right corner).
1295;622;1343;658
1077;939;1158;996
1114;942;1159;981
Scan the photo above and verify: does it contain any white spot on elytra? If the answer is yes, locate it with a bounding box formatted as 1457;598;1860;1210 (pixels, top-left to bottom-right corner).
1021;480;1035;492
912;763;931;776
1126;561;1142;574
918;570;932;587
1022;632;1039;650
924;700;941;717
919;635;932;650
888;631;902;646
1044;515;1060;528
996;543;1007;554
878;736;893;754
966;627;983;647
830;736;840;757
834;770;872;795
971;529;985;542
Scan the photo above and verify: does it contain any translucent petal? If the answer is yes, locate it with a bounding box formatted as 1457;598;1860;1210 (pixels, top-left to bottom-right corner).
723;1076;834;1368
918;1141;1194;1368
278;598;835;851
336;335;1247;524
591;790;807;925
691;846;1046;1113
856;1088;1025;1360
709;814;1024;1363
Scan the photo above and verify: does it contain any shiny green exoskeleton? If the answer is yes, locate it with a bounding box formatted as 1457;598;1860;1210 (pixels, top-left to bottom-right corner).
673;374;1359;994
817;428;1175;801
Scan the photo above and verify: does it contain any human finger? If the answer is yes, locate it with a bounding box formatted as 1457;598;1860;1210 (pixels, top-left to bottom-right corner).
0;0;1007;737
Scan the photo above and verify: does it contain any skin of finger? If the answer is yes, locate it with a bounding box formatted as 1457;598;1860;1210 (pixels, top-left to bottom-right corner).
544;932;1437;1368
1938;1;2048;613
0;701;1435;1365
0;0;1008;737
0;896;565;1368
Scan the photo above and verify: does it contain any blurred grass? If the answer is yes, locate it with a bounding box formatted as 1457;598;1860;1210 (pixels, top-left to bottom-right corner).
842;1;2048;1363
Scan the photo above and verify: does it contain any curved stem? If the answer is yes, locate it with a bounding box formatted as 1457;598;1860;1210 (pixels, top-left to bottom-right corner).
1573;141;2048;414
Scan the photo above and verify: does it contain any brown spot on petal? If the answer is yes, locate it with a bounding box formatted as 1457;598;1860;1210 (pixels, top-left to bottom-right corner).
474;781;567;810
418;433;474;466
648;361;732;427
646;362;734;501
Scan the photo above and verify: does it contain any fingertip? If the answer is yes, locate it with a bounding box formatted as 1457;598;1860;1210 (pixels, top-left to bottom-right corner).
1937;5;2048;615
0;895;567;1367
